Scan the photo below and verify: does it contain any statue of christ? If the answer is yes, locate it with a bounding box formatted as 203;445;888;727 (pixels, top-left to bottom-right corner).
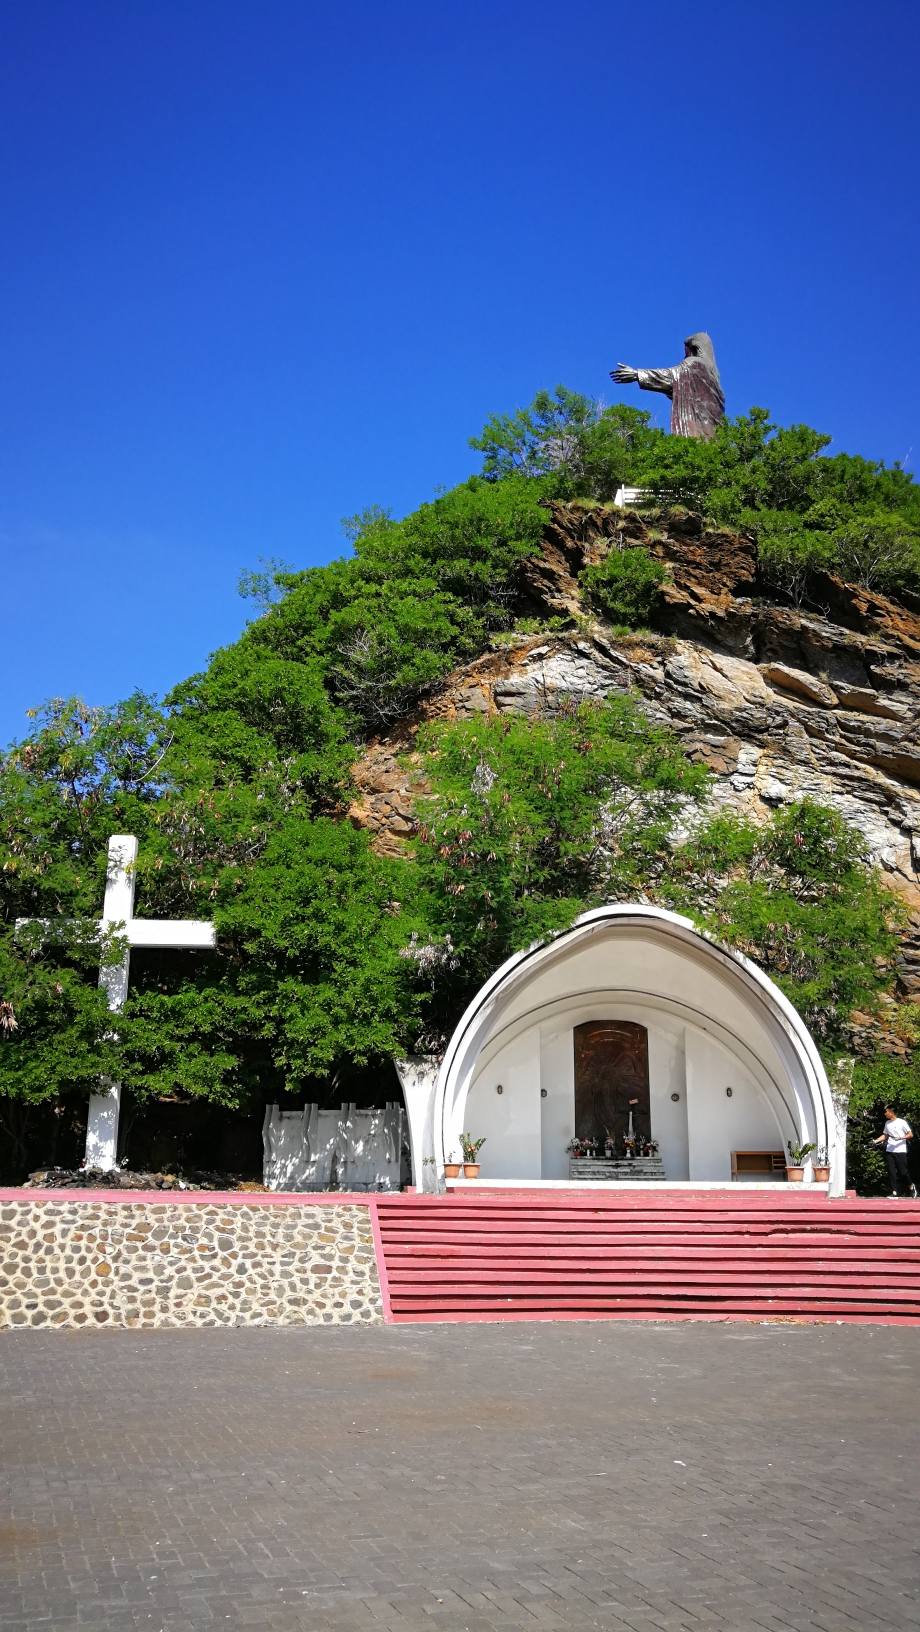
611;332;725;441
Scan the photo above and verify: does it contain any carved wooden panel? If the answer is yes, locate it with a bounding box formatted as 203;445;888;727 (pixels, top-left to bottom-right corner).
573;1021;651;1148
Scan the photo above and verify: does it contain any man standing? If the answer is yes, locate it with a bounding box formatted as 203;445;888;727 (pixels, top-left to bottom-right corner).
872;1106;917;1198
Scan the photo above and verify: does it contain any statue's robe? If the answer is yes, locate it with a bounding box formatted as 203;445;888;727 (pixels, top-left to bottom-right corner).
637;356;725;440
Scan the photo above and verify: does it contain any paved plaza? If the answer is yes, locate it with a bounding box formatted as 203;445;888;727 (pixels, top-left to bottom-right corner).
1;1319;918;1632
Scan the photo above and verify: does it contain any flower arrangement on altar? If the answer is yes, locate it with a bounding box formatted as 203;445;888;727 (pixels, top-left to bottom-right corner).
566;1137;598;1159
567;1134;661;1162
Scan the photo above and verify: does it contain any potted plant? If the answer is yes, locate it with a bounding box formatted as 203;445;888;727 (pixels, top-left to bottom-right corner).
443;1152;461;1179
566;1138;586;1160
812;1145;830;1183
460;1134;486;1177
786;1140;816;1183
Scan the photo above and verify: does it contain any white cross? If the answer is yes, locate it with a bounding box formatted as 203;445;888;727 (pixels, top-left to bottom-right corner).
17;834;216;1171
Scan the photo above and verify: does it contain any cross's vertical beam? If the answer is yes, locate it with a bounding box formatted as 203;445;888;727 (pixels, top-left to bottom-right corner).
84;836;137;1171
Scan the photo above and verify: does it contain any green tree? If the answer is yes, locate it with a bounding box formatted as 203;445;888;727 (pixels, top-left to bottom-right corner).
470;386;656;500
118;816;425;1106
846;1057;920;1195
235;478;547;731
0;694;173;1164
411;697;710;1020
661;800;901;1043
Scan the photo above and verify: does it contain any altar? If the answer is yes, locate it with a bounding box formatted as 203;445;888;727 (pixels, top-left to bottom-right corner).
567;1154;667;1183
398;904;842;1196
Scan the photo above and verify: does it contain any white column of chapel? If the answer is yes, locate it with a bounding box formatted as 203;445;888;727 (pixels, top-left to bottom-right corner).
78;835;216;1171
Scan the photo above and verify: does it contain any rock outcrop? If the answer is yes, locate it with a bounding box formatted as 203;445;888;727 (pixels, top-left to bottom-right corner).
347;503;920;1008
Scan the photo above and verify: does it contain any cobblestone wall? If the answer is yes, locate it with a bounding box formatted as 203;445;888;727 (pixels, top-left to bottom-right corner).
0;1198;384;1328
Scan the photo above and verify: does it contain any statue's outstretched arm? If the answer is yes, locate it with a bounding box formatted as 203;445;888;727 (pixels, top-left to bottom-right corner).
611;362;677;398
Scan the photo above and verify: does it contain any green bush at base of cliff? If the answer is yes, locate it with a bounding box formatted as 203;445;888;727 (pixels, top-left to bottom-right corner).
410;695;710;1019
659;800;903;1046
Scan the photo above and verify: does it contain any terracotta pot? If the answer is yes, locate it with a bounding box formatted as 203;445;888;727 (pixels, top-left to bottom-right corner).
444;1164;461;1178
787;1166;805;1183
813;1166;830;1183
463;1163;480;1178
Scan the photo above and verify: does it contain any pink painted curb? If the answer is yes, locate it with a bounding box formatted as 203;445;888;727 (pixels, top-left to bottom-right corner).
0;1188;379;1206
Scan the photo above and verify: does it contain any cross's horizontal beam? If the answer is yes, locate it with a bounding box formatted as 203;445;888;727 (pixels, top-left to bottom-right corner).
15;917;216;951
122;919;216;950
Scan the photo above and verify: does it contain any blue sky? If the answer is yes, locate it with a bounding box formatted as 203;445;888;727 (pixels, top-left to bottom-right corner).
2;0;918;747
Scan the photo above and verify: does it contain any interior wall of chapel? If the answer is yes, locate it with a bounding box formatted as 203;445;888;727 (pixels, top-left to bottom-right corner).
458;1003;790;1183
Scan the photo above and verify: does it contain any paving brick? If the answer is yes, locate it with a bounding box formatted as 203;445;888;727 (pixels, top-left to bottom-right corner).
2;1322;920;1629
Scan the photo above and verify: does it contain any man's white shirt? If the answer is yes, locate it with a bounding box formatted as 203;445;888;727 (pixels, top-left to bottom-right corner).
885;1118;912;1152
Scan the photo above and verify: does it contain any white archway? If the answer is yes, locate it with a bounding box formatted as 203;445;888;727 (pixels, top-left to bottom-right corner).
410;905;839;1194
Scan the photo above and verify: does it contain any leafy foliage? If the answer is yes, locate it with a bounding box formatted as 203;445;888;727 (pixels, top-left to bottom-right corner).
580;544;667;628
659;800;901;1043
237;555;295;613
846;1057;920;1195
0;695;172;1138
469;386;654;500
410;697;711;1019
0;689;415;1122
243;479;547;731
410;712;898;1053
459;1133;486;1161
119;817;424;1106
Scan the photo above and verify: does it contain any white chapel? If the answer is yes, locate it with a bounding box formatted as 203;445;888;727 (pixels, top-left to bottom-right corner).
398;905;843;1196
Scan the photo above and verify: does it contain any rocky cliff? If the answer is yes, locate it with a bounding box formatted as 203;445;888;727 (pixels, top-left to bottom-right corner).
348;501;920;1013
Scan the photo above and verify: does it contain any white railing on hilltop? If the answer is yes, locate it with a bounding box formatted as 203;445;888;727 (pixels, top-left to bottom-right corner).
612;485;649;509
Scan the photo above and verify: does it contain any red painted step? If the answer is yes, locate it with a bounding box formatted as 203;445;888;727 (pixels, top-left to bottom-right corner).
372;1190;920;1324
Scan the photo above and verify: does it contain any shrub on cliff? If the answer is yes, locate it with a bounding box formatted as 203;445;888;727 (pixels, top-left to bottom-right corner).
229;478;547;732
579;543;667;628
469;386;655;500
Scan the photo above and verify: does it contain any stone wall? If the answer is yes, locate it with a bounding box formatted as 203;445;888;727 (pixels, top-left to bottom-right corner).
0;1195;384;1329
